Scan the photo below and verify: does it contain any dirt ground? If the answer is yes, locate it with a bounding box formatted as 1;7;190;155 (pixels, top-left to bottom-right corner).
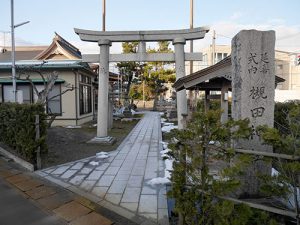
42;118;140;169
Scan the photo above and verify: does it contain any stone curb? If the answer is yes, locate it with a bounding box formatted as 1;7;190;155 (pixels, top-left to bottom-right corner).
0;146;34;172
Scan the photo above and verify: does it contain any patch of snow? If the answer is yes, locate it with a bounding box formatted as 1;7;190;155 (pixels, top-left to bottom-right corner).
65;125;82;129
96;151;108;156
161;124;178;133
147;141;174;186
161;122;174;126
96;155;109;159
96;152;109;159
160;141;169;150
147;177;170;186
161;118;167;123
159;112;164;115
272;168;279;176
89;161;99;166
131;109;136;114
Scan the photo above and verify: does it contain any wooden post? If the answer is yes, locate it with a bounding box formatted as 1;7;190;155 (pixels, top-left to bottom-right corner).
35;115;41;170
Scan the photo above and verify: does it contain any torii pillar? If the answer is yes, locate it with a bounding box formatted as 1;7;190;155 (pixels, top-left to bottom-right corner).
173;38;188;129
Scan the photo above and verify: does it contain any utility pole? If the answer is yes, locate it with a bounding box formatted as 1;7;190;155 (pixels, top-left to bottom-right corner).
189;0;194;74
102;0;106;31
11;0;17;102
212;30;216;65
10;0;29;103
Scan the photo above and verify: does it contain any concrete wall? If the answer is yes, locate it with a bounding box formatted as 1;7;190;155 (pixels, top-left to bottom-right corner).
275;90;300;102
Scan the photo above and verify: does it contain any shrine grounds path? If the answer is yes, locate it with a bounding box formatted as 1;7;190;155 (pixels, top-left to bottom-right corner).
37;111;169;225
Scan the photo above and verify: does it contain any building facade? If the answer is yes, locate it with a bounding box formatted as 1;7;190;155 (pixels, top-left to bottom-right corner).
0;33;97;126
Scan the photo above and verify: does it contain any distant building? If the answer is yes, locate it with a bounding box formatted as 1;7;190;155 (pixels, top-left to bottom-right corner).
199;45;300;91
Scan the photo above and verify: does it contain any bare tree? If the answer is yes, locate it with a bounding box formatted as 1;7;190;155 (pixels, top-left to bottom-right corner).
16;61;75;127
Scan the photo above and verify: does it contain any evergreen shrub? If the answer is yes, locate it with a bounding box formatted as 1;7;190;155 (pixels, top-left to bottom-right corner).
0;103;47;164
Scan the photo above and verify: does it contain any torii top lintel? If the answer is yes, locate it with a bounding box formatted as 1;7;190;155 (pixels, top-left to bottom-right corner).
74;27;210;43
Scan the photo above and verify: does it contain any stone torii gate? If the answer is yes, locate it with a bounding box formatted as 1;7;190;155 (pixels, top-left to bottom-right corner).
75;27;209;143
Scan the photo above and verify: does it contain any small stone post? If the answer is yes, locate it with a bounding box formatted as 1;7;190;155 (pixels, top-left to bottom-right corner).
35;115;41;170
173;38;187;130
231;30;275;196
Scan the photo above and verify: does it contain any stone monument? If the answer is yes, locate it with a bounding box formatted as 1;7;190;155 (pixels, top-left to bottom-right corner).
231;30;275;196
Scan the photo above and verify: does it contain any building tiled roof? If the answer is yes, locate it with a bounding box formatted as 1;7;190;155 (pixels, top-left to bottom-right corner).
0;46;47;62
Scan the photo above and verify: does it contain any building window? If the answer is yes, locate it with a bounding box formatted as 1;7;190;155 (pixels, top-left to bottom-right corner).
217;53;222;62
47;85;62;114
79;75;92;115
18;85;31;104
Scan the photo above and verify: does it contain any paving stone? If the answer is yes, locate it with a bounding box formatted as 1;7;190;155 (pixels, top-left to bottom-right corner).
43;168;55;174
121;187;141;203
69;175;86;186
51;166;70;175
139;195;157;213
142;186;157;195
131;166;145;176
107;180;127;194
97;175;115;186
148;152;158;157
105;193;122;205
80;167;93;175
71;162;84;170
104;167;119;175
158;195;168;209
136;154;147;160
37;191;73;210
69;212;112;225
0;169;20;178
114;154;127;160
26;186;57;200
87;170;103;180
144;170;158;179
127;176;143;187
110;159;124;167
114;173;130;181
120;202;138;212
80;180;97;191
158;208;169;225
61;169;77;179
53;201;91;222
134;160;147;167
95;163;110;171
140;213;158;221
6;174;30;184
92;186;109;198
13;179;43;191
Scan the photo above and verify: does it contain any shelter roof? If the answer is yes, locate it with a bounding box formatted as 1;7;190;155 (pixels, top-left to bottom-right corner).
173;56;285;91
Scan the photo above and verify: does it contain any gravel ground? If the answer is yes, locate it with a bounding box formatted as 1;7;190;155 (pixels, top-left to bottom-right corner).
42;119;139;169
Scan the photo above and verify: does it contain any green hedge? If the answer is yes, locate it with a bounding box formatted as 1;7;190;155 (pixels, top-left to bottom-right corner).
0;103;47;164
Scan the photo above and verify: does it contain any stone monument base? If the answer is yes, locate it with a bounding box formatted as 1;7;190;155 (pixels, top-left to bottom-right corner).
87;136;116;145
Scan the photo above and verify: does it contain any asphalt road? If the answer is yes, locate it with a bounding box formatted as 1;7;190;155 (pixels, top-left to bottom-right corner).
0;179;66;225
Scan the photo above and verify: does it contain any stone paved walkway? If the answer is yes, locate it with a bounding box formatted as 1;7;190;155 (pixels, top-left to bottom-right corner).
38;112;169;225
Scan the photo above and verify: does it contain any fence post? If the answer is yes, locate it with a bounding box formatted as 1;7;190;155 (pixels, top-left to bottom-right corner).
35;114;41;170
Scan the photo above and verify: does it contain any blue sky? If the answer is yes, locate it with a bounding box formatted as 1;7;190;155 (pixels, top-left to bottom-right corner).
1;0;300;53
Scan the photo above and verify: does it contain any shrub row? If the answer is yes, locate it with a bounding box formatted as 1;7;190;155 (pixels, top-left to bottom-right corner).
0;103;47;164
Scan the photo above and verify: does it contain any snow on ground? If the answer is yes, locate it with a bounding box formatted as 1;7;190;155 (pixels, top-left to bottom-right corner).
96;151;109;159
147;139;174;186
89;161;99;166
65;125;82;129
161;124;178;133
